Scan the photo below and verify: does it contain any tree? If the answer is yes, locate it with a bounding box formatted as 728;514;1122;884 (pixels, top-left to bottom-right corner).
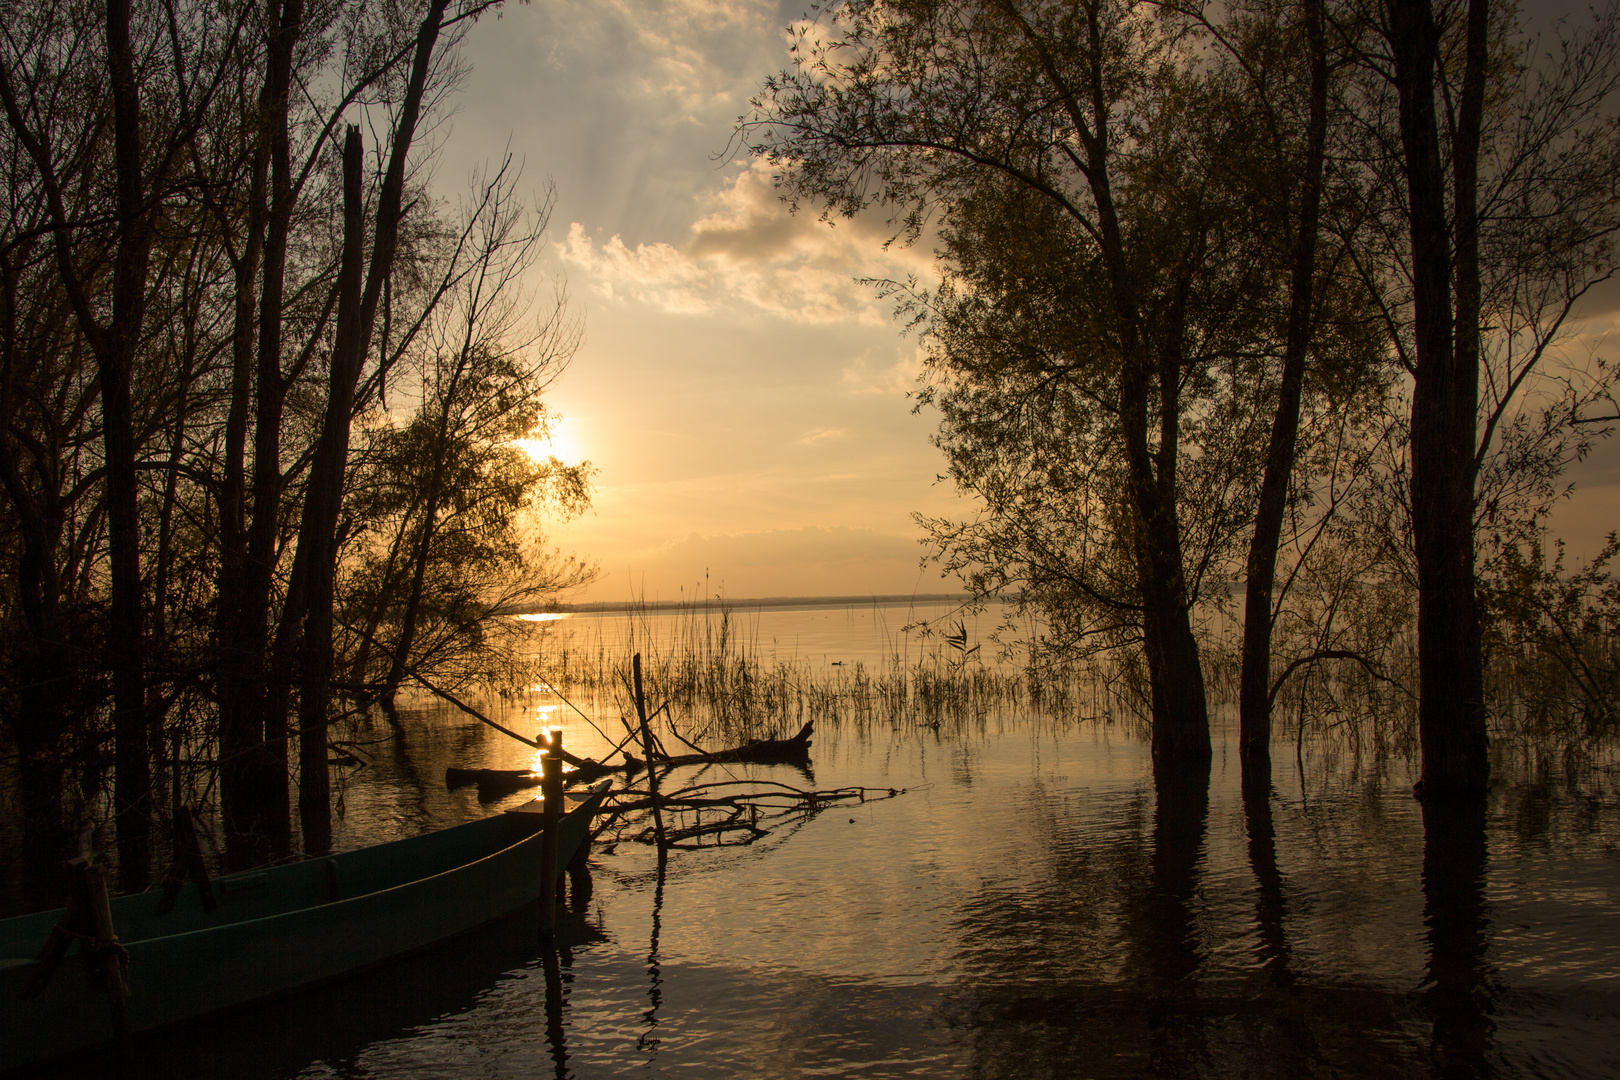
0;0;257;887
1366;0;1620;795
749;0;1244;758
285;0;455;856
0;0;592;886
749;0;1399;760
341;165;594;711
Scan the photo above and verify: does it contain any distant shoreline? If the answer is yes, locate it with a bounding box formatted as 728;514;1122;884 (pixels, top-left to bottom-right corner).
505;593;974;616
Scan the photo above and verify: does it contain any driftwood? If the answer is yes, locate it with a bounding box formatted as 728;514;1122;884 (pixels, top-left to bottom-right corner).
445;757;642;801
597;778;905;850
445;722;814;800
649;721;812;768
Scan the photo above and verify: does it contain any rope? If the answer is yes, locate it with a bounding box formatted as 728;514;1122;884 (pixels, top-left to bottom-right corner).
53;926;130;971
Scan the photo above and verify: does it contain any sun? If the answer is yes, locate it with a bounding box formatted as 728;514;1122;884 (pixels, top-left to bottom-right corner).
515;417;586;466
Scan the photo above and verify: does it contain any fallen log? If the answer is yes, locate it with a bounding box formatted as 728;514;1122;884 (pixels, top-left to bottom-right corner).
444;767;538;794
445;762;636;803
446;722;812;798
651;721;813;768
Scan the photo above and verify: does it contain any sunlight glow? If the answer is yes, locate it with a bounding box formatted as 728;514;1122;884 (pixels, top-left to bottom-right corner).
514;417;586;466
525;750;579;778
515;612;572;623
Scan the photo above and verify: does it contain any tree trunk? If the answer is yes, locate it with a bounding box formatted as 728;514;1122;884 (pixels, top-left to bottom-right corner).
0;259;73;894
217;0;305;868
382;460;449;704
1389;0;1489;797
997;0;1212;758
381;353;471;703
291;126;364;856
1239;0;1329;771
1090;131;1210;762
104;0;155;890
288;0;448;851
213;130;274;866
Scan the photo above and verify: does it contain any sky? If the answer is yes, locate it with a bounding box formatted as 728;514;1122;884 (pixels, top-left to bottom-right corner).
433;0;966;604
434;0;1620;605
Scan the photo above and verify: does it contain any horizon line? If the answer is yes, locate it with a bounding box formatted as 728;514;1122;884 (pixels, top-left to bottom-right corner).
506;592;974;615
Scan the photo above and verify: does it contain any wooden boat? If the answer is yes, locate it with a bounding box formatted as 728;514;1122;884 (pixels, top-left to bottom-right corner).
0;782;609;1075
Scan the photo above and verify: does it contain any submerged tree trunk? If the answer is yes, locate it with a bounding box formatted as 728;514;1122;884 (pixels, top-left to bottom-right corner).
216;0;305;868
287;0;449;853
290;126;364;857
215;127;275;865
0;260;74;898
1239;0;1330;772
1389;0;1489;797
1089;116;1210;763
103;0;155;891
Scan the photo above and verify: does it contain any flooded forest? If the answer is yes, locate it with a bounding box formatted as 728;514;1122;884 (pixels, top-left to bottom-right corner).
2;0;1620;1076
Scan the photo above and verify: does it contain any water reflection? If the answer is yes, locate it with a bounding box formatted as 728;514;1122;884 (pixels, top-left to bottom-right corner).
541;939;571;1079
1135;757;1212;1076
15;677;1617;1078
1242;769;1293;986
936;757;1219;1077
1422;794;1496;1078
1135;758;1211;991
639;851;667;1058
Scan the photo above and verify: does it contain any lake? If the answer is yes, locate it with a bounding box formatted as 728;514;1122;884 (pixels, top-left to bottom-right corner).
28;600;1620;1078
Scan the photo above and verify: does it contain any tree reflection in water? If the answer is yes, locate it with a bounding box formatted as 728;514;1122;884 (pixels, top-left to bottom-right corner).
938;758;1221;1077
1422;793;1496;1078
1134;758;1213;1076
1242;765;1293;988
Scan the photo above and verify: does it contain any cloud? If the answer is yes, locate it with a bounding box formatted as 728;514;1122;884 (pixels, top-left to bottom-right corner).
559;223;714;312
559;158;937;326
799;427;848;446
545;0;782;113
841;341;929;396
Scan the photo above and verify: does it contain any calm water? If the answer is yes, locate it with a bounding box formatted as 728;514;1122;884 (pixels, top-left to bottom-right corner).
27;603;1620;1078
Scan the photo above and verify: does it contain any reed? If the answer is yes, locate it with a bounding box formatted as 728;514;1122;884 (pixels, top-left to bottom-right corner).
520;592;1618;774
520;598;1137;744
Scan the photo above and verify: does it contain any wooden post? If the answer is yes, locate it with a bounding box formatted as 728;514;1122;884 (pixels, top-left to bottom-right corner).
633;654;667;859
539;727;563;935
82;860;130;1054
21;858;93;999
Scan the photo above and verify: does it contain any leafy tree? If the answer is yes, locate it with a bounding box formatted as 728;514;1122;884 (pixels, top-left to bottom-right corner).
748;0;1241;759
0;0;593;887
748;0;1393;760
342;166;594;709
1358;0;1620;795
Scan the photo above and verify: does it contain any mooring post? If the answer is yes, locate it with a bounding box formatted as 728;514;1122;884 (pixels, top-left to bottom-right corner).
539;727;563;935
81;860;130;1054
633;654;667;859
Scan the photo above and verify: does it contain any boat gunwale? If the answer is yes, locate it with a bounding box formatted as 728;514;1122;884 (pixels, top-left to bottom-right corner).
1;782;611;1075
1;780;610;952
141;780;609;949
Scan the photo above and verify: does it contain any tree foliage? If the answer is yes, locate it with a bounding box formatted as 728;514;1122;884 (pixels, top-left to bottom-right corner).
746;0;1620;783
0;0;592;892
746;0;1395;757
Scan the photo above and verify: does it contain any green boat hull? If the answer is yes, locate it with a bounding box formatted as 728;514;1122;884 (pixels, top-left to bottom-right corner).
0;786;607;1074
